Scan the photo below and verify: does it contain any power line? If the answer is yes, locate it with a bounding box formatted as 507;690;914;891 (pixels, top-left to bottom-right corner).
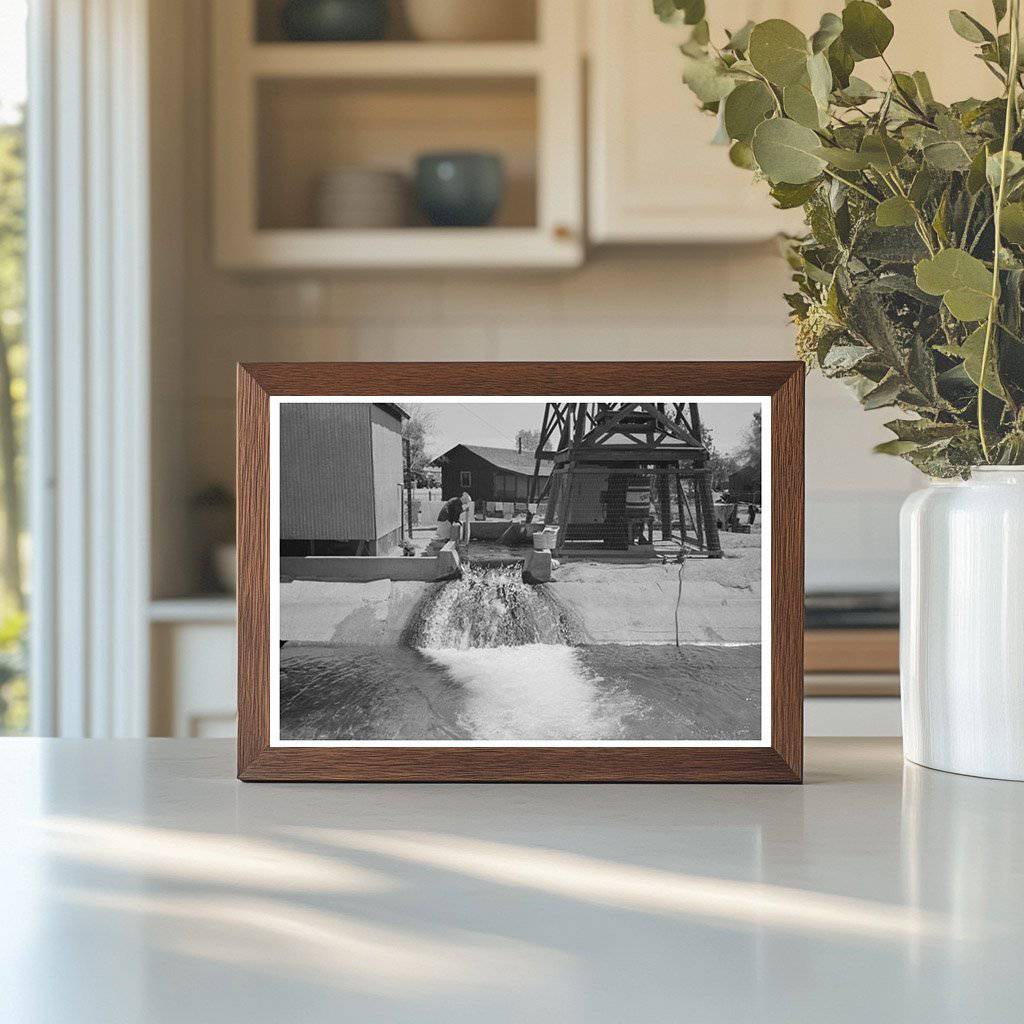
456;403;521;447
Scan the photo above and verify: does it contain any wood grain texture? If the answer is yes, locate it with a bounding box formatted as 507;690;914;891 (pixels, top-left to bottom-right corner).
236;361;805;783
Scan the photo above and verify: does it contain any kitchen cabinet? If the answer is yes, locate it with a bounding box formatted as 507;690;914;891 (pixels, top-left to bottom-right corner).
587;0;999;244
588;1;811;243
211;0;583;269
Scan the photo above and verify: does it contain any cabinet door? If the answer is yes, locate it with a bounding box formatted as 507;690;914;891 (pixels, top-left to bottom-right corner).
588;0;1001;244
589;0;813;243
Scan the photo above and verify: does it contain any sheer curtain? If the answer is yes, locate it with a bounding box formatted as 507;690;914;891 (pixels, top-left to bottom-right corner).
28;0;150;736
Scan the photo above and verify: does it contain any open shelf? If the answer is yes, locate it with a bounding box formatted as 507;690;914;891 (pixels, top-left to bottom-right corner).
254;0;538;45
257;76;537;232
249;42;544;77
213;0;581;268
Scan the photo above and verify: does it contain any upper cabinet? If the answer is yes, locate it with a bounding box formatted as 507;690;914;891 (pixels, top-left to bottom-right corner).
587;0;814;243
586;0;1001;245
211;0;583;269
210;0;1007;266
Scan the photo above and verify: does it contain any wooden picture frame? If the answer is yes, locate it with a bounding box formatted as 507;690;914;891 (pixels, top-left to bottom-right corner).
237;362;804;782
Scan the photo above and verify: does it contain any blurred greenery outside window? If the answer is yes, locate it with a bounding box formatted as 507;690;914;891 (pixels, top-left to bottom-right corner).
0;1;28;734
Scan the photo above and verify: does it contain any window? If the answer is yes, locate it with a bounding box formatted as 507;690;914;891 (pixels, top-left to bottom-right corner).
460;470;472;488
0;1;27;734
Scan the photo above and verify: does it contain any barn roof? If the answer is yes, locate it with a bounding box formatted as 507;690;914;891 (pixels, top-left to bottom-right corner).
433;444;550;477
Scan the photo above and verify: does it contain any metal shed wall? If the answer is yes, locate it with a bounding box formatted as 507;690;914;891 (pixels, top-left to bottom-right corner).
279;403;374;541
370;404;403;539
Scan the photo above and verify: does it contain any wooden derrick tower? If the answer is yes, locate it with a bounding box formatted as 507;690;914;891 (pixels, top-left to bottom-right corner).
528;402;722;557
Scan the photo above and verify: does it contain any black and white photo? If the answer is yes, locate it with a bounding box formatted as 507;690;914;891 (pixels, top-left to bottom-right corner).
270;396;769;747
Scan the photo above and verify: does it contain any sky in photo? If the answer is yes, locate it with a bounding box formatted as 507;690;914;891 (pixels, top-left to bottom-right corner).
415;401;761;461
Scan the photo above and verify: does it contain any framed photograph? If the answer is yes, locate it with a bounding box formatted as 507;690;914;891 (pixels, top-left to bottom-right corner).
237;362;804;782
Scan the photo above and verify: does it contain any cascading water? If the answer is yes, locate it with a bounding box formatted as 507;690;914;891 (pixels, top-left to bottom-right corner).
411;565;641;740
413;565;570;649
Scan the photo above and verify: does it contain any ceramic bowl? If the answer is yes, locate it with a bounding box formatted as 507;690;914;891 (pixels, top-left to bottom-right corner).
414;152;504;228
280;0;388;42
314;167;409;228
403;0;534;42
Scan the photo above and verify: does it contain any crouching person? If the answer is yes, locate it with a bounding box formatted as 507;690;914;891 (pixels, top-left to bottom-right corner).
423;491;472;556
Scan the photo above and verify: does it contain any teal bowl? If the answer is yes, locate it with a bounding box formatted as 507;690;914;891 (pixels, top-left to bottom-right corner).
280;0;388;42
415;152;505;228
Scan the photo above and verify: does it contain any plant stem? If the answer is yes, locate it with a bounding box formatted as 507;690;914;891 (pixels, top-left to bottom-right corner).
821;167;879;203
979;0;1021;463
880;54;927;118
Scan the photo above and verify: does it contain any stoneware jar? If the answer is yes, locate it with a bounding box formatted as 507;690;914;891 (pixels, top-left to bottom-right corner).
900;467;1024;780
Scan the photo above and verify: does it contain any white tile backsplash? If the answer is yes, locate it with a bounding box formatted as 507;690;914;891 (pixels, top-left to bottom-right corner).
179;249;917;592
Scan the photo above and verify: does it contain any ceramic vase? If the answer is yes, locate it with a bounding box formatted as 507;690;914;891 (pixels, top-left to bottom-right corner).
900;467;1024;781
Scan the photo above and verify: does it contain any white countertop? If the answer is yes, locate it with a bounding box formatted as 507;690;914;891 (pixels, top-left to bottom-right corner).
2;738;1021;1023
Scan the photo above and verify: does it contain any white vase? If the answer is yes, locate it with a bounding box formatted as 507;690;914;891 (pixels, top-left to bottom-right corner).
900;467;1024;780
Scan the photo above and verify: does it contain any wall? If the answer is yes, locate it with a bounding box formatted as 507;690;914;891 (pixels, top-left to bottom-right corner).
155;0;920;596
279;403;375;542
370;404;404;540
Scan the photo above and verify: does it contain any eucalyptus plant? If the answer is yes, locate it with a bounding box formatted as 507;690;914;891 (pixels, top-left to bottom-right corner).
658;0;1024;474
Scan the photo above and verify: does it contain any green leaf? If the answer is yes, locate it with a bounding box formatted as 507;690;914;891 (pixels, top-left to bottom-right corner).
810;12;843;54
959;324;1006;398
654;0;705;25
807;51;833;110
842;1;895;60
884;419;963;443
728;140;758;169
856;226;929;263
827;35;855;89
923;141;973;171
909;165;936;205
862;374;902;410
783;83;822;129
932;190;950;247
814;146;872;170
748;19;810;87
752;117;827;184
986;150;1024;190
874;439;921;455
967;143;993;193
915;249;994;321
875;196;918;228
892;72;919;102
653;0;677;23
723;81;775;143
908;335;940;403
860;133;905;173
689;20;710;46
1000;202;1024;242
993;0;1008;24
836;75;877;105
948;10;993;44
681;55;736;103
770;179;820;209
912;71;935;105
724;20;755;53
846;284;908;370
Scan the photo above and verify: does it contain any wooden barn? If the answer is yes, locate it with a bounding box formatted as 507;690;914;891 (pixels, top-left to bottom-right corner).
279;402;407;555
432;445;549;504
